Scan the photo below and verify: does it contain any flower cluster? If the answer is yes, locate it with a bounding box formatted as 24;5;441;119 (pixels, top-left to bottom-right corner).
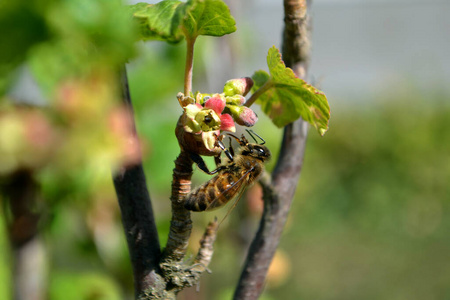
177;77;258;155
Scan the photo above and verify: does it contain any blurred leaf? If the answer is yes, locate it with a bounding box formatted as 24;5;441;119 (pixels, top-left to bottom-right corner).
0;214;11;300
251;70;270;90
130;0;236;43
252;46;330;135
29;0;138;94
0;2;50;95
131;0;186;43
50;271;122;300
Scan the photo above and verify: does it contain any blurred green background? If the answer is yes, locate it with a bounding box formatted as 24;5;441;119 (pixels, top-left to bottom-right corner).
1;0;450;299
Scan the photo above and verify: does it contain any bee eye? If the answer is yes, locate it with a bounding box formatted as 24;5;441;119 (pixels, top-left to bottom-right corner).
255;147;265;155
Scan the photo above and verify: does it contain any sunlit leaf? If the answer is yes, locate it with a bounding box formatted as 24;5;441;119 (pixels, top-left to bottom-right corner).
131;1;186;43
181;0;236;40
130;0;236;43
252;46;330;135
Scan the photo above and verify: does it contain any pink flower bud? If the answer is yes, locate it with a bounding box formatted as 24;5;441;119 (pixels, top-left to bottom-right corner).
223;77;254;97
227;105;258;127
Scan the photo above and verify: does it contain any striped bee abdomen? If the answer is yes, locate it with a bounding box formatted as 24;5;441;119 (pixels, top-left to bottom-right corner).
184;171;243;212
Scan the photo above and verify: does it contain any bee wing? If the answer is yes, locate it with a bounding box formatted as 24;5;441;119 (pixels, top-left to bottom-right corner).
216;178;250;227
205;166;254;212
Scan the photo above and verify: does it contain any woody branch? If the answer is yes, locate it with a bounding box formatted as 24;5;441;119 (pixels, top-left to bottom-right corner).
233;0;311;299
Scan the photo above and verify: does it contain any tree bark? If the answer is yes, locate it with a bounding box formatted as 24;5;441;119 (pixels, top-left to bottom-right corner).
233;0;311;299
113;67;162;297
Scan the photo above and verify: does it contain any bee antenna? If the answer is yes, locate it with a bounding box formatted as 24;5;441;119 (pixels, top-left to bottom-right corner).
245;129;266;145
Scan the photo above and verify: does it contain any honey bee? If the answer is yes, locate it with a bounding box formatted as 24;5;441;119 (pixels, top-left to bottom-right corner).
184;130;271;212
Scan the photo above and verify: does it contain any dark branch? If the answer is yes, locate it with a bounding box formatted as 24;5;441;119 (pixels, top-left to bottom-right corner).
3;170;46;300
115;72;219;298
113;67;162;296
234;0;311;299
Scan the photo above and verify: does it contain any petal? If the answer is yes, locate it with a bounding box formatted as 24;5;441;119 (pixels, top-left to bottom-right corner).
202;130;219;151
184;118;202;134
177;92;194;107
220;113;236;132
185;103;203;120
204;94;226;115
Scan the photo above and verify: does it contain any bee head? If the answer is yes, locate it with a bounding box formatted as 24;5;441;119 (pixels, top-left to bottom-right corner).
241;143;271;161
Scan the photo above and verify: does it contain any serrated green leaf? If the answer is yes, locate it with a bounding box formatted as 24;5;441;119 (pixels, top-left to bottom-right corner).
130;0;235;43
181;0;236;40
254;46;330;135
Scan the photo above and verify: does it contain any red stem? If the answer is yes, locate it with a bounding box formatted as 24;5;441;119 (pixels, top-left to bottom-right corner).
184;37;196;97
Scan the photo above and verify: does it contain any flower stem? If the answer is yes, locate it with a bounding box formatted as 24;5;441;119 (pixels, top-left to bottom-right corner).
244;79;273;108
184;37;196;97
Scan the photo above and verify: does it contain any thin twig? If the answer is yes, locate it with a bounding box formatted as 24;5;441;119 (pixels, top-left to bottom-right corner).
244;80;273;108
233;0;311;298
113;67;162;297
194;219;219;270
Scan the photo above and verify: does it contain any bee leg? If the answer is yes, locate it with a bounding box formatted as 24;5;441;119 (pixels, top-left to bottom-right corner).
190;153;226;175
214;155;221;167
228;137;235;157
217;139;233;161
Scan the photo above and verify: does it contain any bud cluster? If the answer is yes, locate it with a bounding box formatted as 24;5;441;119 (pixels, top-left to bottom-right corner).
176;77;258;155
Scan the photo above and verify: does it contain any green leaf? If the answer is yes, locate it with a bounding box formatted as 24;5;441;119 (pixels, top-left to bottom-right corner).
130;1;186;43
130;0;236;43
50;272;122;300
252;46;330;135
29;0;138;95
251;70;270;91
181;0;236;40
